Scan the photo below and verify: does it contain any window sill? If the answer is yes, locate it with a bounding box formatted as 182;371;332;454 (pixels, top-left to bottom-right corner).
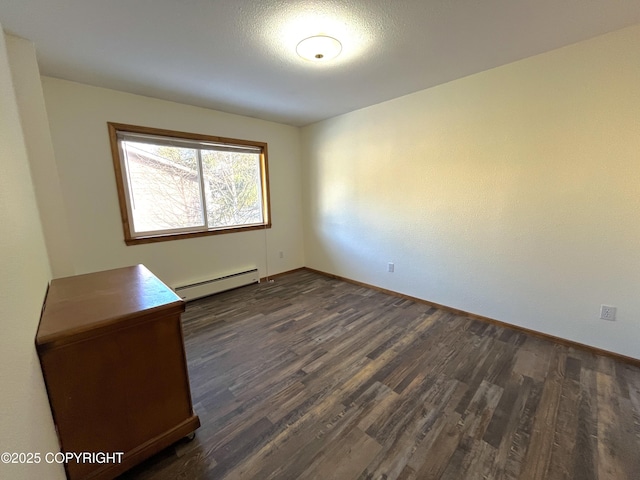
124;223;272;245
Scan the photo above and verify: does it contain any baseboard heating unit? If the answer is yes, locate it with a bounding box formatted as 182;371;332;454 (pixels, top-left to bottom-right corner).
174;268;259;301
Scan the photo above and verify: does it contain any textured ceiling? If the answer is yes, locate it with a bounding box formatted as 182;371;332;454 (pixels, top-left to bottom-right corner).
1;1;640;126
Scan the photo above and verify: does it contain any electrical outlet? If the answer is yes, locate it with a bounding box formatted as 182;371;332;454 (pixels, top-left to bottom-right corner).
599;305;616;321
388;262;394;273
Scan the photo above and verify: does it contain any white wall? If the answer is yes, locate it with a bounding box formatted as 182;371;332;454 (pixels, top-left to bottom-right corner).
0;31;64;479
6;36;74;278
41;78;305;286
302;25;640;359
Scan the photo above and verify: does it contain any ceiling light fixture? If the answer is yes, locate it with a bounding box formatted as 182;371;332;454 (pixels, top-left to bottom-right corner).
296;35;342;62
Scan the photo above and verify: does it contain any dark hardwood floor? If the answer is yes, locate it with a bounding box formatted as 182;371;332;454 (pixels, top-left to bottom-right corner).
122;269;640;480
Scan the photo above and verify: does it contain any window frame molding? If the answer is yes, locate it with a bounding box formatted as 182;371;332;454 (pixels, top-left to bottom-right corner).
107;122;271;246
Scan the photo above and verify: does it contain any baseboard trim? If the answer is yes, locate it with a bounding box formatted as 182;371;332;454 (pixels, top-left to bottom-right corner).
260;267;306;283
304;267;640;368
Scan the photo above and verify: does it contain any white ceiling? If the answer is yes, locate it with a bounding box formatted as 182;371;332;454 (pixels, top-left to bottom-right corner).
1;1;640;126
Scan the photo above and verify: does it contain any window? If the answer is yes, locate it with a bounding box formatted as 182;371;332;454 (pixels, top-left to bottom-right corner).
108;123;270;245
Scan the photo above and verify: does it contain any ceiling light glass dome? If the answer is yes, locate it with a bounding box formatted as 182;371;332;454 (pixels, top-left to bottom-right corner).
296;35;342;61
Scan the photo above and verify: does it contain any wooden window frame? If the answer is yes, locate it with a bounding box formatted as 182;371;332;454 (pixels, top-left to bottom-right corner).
108;122;271;245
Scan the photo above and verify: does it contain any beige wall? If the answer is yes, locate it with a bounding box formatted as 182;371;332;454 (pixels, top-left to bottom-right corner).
41;78;305;287
6;36;74;278
0;31;64;479
302;25;640;359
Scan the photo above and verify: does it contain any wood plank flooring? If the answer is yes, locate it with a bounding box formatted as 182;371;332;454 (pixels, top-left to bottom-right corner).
121;269;640;480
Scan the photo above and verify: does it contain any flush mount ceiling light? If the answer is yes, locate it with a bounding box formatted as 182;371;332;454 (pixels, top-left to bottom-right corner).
296;35;342;62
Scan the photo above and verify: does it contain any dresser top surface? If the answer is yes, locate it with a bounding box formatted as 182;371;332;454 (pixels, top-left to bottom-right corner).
37;264;183;347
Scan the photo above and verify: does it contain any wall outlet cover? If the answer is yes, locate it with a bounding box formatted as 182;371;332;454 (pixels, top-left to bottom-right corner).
599;305;617;321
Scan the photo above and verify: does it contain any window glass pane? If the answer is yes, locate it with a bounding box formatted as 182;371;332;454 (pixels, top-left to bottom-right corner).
109;123;270;244
123;141;204;232
201;150;263;228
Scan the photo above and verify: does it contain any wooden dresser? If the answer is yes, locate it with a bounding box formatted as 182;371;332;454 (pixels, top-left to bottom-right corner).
36;265;200;479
